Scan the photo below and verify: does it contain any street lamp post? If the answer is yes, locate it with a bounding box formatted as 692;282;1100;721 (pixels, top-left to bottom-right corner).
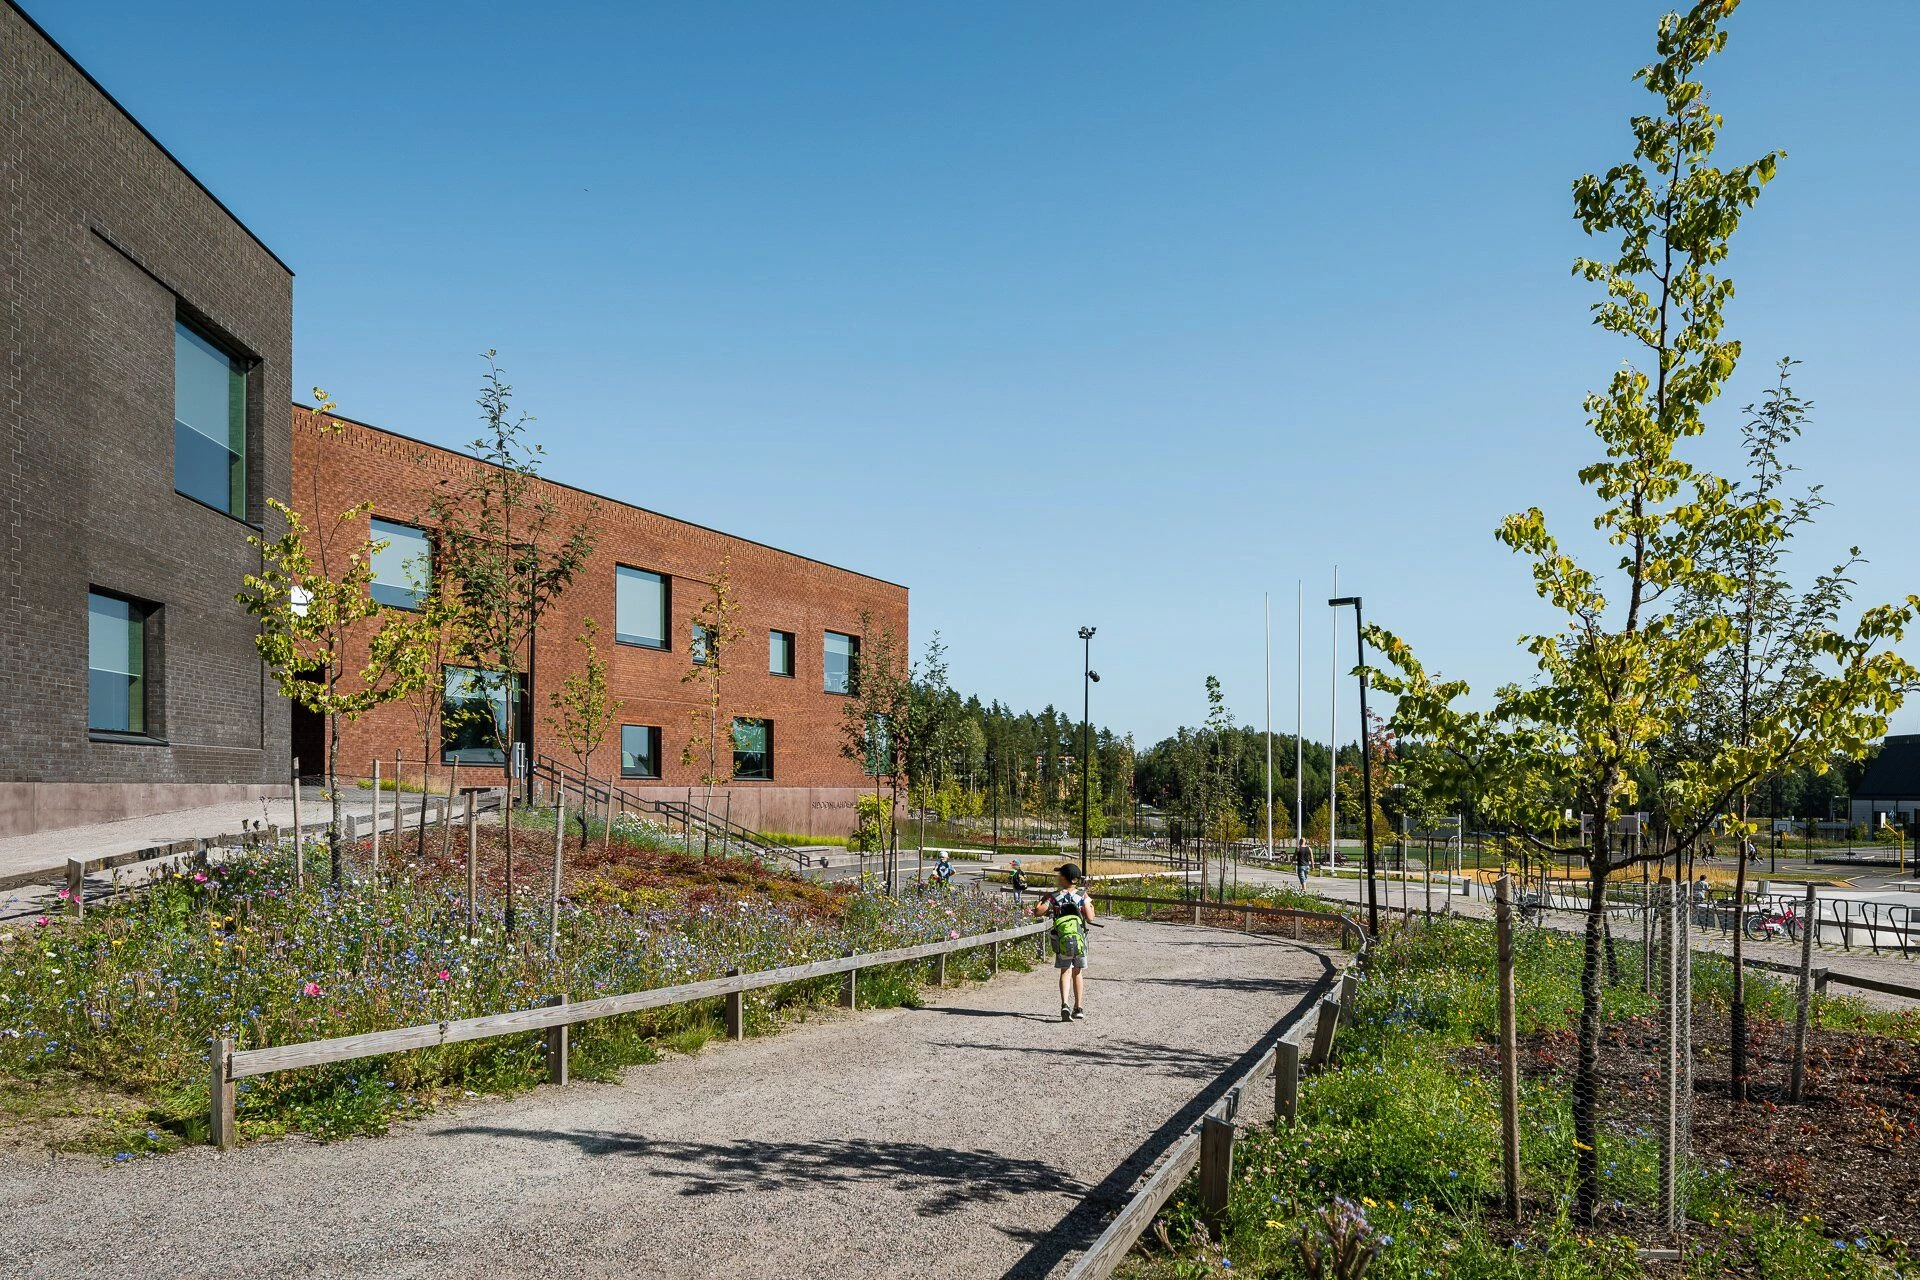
1329;596;1380;939
1079;626;1099;877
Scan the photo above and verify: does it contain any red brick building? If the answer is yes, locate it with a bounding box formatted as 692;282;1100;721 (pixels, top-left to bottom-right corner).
291;406;907;838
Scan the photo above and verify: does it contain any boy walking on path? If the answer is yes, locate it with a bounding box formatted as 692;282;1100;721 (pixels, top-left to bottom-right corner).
1293;838;1312;887
1033;863;1095;1021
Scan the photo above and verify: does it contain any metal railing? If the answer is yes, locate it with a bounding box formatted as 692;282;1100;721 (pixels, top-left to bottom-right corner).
529;754;797;867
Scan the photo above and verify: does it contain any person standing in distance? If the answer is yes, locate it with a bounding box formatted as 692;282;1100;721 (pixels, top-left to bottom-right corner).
1034;863;1095;1021
1294;838;1312;888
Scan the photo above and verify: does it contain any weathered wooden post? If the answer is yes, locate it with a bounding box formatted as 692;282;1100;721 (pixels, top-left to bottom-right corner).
1338;971;1357;1012
604;777;615;853
1307;997;1340;1068
370;757;382;877
841;951;858;1009
989;940;1001;976
935;951;948;987
549;792;566;958
291;755;304;889
465;793;479;940
1657;882;1679;1235
545;994;569;1085
210;1035;236;1149
1273;1038;1300;1130
66;859;84;919
438;759;462;865
725;968;745;1041
1495;873;1522;1220
1790;882;1817;1103
1199;1115;1234;1231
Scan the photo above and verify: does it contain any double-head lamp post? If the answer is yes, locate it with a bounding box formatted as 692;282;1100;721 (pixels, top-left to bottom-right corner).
1328;596;1380;940
1080;626;1099;878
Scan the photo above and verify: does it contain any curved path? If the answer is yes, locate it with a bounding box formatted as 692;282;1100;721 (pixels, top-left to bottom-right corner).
0;919;1335;1279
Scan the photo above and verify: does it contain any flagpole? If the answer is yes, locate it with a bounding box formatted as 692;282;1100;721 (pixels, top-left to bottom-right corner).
1295;579;1304;845
1264;592;1273;863
1330;566;1340;866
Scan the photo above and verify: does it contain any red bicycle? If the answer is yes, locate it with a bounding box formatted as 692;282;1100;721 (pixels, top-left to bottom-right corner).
1744;903;1801;942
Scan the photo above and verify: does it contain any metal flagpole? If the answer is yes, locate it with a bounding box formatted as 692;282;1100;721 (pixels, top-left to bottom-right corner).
1264;592;1273;863
1296;579;1304;844
1329;566;1339;866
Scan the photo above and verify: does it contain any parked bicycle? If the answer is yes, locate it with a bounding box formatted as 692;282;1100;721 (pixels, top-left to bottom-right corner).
1744;902;1801;943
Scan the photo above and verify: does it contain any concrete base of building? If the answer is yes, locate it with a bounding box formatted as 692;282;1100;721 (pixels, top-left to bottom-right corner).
0;782;294;839
624;786;883;840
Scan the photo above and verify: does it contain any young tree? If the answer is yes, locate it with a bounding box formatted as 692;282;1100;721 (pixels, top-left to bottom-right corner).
239;393;436;882
402;580;471;857
1664;361;1867;1100
1365;1;1918;1222
428;354;595;930
547;617;621;846
839;612;910;891
679;560;744;841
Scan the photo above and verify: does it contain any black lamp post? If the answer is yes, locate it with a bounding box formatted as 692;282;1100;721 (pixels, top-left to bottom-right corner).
1328;596;1380;939
1080;626;1099;877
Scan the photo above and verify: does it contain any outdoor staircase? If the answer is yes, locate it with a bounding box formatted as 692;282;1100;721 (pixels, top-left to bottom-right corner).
530;754;803;868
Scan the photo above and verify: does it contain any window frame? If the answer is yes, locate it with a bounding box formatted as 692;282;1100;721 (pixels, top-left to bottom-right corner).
440;666;522;766
368;516;433;611
620;724;664;780
691;621;714;667
823;630;861;696
614;565;671;650
87;588;162;743
769;628;795;678
171;314;253;523
731;717;774;782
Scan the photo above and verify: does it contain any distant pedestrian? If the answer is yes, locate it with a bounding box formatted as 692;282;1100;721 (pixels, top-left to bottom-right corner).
1293;838;1312;887
1007;859;1028;902
1693;874;1712;928
932;852;954;889
1033;863;1095;1021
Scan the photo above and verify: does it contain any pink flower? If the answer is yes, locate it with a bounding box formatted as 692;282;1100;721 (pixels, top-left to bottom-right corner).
192;872;208;884
56;888;71;901
948;929;961;939
302;982;323;997
34;916;49;927
436;969;451;982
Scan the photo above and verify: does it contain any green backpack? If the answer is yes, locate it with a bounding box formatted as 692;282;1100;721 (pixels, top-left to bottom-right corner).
1051;898;1087;958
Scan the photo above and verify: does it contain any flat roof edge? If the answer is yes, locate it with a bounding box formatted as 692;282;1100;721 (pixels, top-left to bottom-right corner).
7;0;293;277
293;403;910;595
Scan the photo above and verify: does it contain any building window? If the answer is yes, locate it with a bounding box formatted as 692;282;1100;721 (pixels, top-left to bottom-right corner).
88;591;148;735
621;725;663;779
369;518;432;609
173;319;248;519
823;631;860;695
441;667;519;764
691;622;714;666
769;629;795;677
732;718;773;781
615;567;669;649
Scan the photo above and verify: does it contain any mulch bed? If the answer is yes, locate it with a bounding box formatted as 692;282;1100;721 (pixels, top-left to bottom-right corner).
1462;1011;1920;1247
333;819;852;922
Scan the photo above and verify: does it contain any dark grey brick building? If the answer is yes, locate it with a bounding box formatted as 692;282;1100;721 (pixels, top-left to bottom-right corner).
1;1;292;835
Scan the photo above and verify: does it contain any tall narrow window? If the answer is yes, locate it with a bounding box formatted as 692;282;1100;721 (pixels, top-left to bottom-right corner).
88;591;147;735
691;622;714;666
615;567;669;649
441;667;520;764
173;319;247;518
769;629;795;677
621;725;662;779
732;718;773;781
369;518;432;609
823;631;860;695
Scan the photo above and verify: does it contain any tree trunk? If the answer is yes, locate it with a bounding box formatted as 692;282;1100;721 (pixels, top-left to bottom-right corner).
327;713;345;887
1730;833;1750;1103
1574;857;1610;1225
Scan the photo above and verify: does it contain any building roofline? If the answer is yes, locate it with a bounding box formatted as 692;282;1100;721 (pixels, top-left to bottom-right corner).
294;403;910;594
8;0;293;277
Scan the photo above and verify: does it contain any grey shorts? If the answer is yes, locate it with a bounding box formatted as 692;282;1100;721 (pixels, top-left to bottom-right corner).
1053;953;1086;971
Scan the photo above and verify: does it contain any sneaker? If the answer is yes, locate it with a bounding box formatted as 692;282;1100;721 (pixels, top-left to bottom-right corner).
1072;1006;1086;1020
1060;1005;1073;1022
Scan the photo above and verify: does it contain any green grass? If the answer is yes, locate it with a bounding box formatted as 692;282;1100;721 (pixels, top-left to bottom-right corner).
1118;917;1913;1279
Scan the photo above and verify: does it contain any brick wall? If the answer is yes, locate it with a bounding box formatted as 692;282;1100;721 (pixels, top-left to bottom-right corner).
0;2;294;836
292;408;909;837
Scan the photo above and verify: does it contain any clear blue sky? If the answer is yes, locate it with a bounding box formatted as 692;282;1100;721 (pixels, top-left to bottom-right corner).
42;0;1920;747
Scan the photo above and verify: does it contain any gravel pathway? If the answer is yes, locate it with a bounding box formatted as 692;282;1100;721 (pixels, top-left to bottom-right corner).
0;919;1335;1280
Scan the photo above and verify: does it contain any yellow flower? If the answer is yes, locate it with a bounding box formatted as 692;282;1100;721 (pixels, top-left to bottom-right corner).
1264;1219;1283;1230
1572;1139;1593;1151
1361;1197;1377;1209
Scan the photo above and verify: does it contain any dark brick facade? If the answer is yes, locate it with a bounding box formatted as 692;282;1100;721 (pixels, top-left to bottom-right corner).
0;2;294;835
293;408;910;838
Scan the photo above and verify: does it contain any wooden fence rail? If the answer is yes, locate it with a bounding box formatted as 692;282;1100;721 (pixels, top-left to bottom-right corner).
211;920;1049;1144
1061;904;1370;1279
1090;891;1365;949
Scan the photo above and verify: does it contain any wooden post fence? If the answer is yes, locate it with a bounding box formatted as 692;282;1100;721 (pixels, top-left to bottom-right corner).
1790;881;1817;1104
1199;1115;1234;1233
210;1036;235;1150
1494;872;1522;1220
370;758;381;876
465;793;479;941
725;968;745;1041
549;792;566;957
841;950;858;1009
66;858;83;919
545;994;569;1085
291;756;303;889
1273;1039;1299;1129
1307;997;1340;1068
